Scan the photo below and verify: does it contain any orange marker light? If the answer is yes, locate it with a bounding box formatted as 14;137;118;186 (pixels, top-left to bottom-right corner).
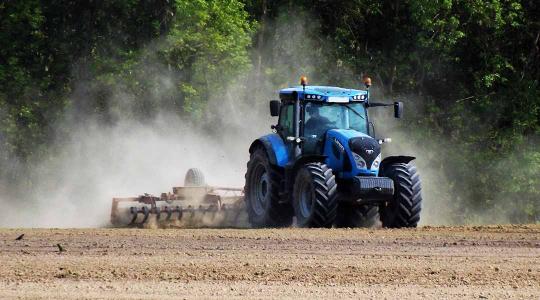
300;76;308;86
362;75;372;88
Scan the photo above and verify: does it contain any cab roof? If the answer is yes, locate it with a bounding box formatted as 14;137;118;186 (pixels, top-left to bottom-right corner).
279;86;367;102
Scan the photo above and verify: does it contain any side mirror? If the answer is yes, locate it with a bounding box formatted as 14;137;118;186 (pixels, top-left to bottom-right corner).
269;100;280;117
394;101;403;118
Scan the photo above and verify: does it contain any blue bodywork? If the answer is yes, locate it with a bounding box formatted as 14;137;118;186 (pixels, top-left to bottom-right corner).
254;130;379;178
264;133;290;167
249;133;290;167
324;129;379;178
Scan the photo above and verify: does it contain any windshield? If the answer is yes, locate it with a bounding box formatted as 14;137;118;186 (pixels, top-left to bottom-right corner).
303;102;368;138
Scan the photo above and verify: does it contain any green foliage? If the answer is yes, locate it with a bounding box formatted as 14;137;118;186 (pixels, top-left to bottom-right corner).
160;0;254;115
79;0;255;120
0;1;55;168
0;0;254;180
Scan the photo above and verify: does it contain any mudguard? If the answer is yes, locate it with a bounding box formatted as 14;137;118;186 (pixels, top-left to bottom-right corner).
248;134;290;167
379;155;416;173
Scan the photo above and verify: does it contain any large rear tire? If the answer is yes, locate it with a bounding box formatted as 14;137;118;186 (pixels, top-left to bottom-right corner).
335;203;379;228
380;163;422;228
293;162;337;228
184;168;206;186
244;148;293;227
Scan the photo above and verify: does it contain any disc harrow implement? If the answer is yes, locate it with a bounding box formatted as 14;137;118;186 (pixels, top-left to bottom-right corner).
110;169;247;228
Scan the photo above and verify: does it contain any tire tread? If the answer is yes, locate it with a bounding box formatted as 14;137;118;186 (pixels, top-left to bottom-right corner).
244;148;293;227
381;163;422;228
294;162;337;228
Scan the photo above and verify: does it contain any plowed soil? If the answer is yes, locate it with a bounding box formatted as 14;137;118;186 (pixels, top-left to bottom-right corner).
1;225;539;299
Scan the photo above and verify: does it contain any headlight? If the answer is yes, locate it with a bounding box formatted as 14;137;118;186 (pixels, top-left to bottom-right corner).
352;152;366;169
306;94;323;100
372;154;382;169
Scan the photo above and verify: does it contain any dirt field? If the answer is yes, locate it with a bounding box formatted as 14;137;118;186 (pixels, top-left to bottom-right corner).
0;225;538;299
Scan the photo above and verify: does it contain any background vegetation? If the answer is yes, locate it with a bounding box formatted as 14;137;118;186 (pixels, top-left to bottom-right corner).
1;0;538;223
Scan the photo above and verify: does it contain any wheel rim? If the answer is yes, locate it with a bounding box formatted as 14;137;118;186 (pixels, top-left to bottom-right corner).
250;164;269;216
298;178;314;218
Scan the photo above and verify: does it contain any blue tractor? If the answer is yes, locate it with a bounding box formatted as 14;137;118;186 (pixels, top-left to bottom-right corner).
244;76;422;228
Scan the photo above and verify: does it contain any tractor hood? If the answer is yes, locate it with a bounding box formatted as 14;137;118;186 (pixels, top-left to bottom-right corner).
349;135;381;168
324;129;381;177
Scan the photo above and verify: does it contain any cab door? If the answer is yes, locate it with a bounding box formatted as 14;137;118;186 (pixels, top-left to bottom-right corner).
278;104;295;157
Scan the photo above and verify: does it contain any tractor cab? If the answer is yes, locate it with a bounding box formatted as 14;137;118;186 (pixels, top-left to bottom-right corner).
269;77;402;178
275;86;370;156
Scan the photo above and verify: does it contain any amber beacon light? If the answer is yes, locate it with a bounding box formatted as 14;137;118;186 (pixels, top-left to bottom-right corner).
362;75;372;89
300;76;308;86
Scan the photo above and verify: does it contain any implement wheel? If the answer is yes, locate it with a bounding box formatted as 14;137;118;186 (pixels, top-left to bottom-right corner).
244;148;293;227
335;203;379;228
380;163;422;228
184;168;205;186
293;162;337;228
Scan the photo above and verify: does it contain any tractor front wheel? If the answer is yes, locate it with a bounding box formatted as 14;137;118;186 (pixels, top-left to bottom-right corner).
244;148;293;228
380;163;422;228
293;162;337;228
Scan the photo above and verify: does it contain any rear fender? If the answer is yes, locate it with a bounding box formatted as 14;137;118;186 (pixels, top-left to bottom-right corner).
249;134;290;167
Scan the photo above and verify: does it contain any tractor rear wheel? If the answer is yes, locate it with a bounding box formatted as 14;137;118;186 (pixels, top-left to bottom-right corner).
335;203;379;228
184;168;206;186
293;162;337;228
244;148;293;227
380;163;422;228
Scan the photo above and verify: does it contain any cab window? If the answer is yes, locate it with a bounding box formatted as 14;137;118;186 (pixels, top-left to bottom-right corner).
304;102;367;137
278;104;294;137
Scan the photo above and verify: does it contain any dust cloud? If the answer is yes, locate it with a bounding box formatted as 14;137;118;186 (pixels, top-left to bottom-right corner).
0;15;293;228
0;58;271;228
0;111;264;228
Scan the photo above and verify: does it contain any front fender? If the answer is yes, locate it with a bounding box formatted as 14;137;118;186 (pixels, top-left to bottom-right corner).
379;155;416;174
249;134;290;167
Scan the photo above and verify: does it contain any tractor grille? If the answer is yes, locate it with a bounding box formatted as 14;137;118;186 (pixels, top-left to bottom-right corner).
349;136;381;168
352;176;394;199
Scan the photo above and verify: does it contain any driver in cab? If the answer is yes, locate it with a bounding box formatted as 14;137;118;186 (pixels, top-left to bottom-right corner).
304;104;332;138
